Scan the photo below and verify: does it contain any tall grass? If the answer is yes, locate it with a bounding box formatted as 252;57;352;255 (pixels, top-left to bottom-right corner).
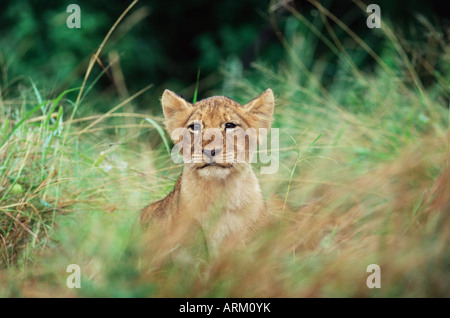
0;2;449;297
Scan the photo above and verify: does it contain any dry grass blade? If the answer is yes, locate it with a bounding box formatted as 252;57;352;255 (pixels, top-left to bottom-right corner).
74;83;153;138
75;0;140;106
0;210;38;240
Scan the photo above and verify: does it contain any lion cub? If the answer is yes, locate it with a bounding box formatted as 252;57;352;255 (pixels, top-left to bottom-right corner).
140;88;275;251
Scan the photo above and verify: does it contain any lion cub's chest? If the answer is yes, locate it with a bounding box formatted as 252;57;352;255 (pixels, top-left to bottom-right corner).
178;169;265;247
181;179;247;214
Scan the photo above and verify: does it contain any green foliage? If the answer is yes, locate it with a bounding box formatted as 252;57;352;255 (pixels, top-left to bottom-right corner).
0;1;449;297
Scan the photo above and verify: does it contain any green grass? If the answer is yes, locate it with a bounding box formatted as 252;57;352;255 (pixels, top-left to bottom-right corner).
0;6;449;297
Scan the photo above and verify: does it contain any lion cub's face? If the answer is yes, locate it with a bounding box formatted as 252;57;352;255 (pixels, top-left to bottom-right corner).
161;89;274;178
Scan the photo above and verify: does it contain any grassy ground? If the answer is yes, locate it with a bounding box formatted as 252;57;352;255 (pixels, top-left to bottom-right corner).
0;8;449;297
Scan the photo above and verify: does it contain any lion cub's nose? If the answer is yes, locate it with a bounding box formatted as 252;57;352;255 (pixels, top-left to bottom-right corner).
203;148;222;161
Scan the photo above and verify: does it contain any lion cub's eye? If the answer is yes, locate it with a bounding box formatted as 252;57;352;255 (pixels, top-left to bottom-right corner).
224;123;237;130
187;123;201;133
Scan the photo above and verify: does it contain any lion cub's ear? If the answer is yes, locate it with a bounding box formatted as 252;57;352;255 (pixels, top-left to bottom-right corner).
161;89;193;135
243;89;274;130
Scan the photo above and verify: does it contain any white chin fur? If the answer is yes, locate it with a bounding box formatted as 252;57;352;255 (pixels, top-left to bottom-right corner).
197;166;232;179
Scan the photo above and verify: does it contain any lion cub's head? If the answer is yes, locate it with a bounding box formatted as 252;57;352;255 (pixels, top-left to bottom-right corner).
161;89;274;179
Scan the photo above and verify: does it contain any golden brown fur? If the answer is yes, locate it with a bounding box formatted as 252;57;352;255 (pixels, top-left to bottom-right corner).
140;89;275;252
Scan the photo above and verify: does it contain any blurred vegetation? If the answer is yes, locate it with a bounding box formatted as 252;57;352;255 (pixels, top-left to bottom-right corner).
1;0;448;107
0;0;449;297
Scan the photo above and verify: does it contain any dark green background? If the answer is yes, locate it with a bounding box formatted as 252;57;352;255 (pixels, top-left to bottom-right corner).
0;0;448;109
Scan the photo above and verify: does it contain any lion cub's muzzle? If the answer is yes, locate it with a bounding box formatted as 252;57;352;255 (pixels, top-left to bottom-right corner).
196;147;234;169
